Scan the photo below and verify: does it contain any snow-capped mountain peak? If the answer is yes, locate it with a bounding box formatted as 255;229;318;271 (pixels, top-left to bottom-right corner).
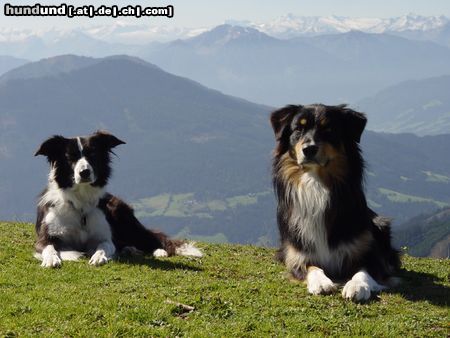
0;14;448;46
251;13;449;38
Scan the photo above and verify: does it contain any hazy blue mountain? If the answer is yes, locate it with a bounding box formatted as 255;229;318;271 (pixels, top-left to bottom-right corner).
0;55;449;247
0;54;272;225
140;24;346;106
395;207;450;258
0;55;29;76
303;30;450;67
0;55;155;84
357;75;450;135
0;55;98;84
140;25;450;106
299;31;450;99
0;31;140;60
3;24;450;111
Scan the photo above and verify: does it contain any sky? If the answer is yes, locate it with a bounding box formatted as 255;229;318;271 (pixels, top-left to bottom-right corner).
1;0;450;29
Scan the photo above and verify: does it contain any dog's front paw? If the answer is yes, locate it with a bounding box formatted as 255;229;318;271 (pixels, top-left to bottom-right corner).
41;253;62;268
307;269;337;295
153;249;168;257
342;279;371;302
89;250;109;266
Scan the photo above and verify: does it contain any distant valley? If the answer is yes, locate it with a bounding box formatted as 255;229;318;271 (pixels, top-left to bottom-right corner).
0;55;449;253
395;207;450;258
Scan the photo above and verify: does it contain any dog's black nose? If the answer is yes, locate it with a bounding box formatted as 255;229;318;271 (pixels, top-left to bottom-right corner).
80;169;91;179
303;145;319;159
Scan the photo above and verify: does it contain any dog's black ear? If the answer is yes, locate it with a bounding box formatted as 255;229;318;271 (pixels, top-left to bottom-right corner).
34;135;67;158
270;105;300;140
340;106;367;143
93;130;126;149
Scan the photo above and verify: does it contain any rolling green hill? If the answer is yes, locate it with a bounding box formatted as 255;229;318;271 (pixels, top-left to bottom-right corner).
0;222;448;336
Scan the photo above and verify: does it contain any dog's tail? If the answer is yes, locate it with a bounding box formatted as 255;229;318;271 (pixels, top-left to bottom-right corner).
153;231;203;258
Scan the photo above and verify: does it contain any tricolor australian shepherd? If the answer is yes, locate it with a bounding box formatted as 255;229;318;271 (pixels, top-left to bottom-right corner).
34;130;202;268
270;104;400;302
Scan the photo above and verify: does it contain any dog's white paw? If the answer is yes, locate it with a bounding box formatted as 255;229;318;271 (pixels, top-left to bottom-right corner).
342;279;371;302
41;253;61;268
307;269;336;295
89;250;109;266
153;249;168;257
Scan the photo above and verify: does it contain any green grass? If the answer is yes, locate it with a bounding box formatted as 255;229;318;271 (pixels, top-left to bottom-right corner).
175;227;229;244
133;191;271;219
1;222;449;337
423;171;450;184
378;187;449;208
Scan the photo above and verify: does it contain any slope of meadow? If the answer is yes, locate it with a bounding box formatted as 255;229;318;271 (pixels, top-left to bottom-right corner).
0;222;448;336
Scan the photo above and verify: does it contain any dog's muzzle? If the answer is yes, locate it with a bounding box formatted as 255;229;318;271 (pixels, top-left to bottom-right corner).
299;144;328;167
74;158;95;184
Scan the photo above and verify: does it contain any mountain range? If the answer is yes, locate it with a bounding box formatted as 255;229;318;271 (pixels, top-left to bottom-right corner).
0;55;449;249
1;14;448;44
2;20;450;107
252;14;450;39
141;25;450;106
0;30;142;60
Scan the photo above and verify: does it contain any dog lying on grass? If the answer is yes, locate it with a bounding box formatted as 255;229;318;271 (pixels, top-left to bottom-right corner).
34;130;202;268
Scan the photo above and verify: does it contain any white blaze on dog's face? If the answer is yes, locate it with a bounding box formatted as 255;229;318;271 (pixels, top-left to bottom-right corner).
73;137;95;184
35;131;125;189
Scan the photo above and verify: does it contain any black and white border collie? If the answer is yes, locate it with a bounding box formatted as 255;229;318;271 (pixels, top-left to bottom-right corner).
34;130;202;268
270;104;400;302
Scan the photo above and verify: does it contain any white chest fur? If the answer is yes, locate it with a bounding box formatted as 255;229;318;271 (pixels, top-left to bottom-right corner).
289;171;349;272
290;172;330;248
40;183;111;250
45;206;111;248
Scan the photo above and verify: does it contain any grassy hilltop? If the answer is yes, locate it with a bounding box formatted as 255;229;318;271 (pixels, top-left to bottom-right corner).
0;222;449;337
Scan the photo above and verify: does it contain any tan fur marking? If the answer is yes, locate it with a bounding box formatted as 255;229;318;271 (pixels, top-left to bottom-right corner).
279;152;304;186
293;140;305;163
291;140;348;187
284;243;307;272
317;143;348;187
